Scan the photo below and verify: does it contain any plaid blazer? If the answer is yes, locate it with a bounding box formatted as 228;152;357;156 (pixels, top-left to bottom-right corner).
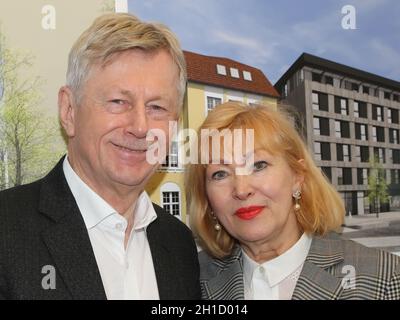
199;232;400;300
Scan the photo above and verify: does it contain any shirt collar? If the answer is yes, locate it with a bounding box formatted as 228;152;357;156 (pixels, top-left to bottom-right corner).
63;157;157;230
242;232;312;287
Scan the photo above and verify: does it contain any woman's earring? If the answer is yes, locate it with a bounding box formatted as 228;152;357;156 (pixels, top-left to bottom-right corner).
211;211;221;231
292;190;301;211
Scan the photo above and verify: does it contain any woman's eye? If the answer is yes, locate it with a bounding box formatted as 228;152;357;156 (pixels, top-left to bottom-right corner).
253;161;268;172
211;170;228;180
111;99;126;105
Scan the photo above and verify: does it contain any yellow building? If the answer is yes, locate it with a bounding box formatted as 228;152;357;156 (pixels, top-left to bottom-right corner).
146;50;280;224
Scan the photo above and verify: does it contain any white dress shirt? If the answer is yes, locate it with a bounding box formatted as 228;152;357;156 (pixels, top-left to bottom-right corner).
242;233;312;300
63;157;159;300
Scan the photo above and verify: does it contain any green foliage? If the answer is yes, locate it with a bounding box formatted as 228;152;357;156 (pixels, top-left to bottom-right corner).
368;155;389;213
0;31;65;189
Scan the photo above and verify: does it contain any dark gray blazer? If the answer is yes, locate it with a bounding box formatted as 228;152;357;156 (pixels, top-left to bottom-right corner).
0;158;201;300
199;232;400;300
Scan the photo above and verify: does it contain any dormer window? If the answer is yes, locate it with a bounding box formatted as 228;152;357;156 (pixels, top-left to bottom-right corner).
216;64;227;75
230;67;239;78
243;71;252;81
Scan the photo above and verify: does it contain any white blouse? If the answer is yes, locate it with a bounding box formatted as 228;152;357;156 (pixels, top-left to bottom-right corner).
242;233;312;300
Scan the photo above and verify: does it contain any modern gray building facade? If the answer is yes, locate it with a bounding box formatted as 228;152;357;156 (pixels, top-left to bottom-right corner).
275;53;400;215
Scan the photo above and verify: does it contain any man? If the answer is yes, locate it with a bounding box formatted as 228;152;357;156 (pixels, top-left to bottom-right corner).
0;13;200;300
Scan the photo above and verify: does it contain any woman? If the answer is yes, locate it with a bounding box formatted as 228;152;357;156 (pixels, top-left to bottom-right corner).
186;101;400;300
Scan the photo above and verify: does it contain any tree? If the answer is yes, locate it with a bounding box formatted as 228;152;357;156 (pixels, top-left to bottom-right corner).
0;31;64;190
368;155;389;218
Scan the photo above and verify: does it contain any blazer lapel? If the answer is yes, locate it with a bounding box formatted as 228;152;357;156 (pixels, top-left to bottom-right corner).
292;234;345;300
147;210;182;300
202;246;244;300
39;158;106;300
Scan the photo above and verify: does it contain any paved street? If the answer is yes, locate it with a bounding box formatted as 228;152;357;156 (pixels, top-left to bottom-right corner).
341;212;400;256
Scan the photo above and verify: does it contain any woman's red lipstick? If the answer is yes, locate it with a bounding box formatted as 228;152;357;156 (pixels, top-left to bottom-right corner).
235;206;265;220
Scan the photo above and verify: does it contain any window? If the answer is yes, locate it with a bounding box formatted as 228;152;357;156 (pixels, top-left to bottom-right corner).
374;147;385;163
373;88;380;97
391;169;400;184
312;91;328;111
338;168;352;185
384;91;391;100
357;168;368;185
324;76;333;85
372;126;385;142
391;149;400;164
372;105;384;121
161;183;181;219
360;146;370;162
243;71;252;81
335;120;350;138
351;83;359;92
389;129;399;144
312;72;322;83
230;67;239;78
354;101;367;118
363;85;370;95
207;96;222;112
337;144;351;161
388;108;399;124
314;117;330;136
321;167;332;182
355;123;368;141
394;94;400;102
314;142;330;161
216;64;227;75
334;96;348;115
353;101;359;118
162;141;179;168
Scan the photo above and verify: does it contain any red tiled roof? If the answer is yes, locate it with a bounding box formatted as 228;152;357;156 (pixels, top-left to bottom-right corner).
184;50;279;98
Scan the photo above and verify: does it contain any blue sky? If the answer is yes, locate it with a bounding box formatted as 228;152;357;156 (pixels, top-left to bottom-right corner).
128;0;400;84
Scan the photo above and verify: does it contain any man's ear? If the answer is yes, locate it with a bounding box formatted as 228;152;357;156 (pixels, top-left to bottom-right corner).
58;86;76;138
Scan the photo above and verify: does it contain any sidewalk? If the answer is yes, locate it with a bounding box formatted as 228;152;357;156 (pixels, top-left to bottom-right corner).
343;211;400;232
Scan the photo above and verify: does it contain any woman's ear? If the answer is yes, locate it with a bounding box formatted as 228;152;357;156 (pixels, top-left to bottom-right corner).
293;159;305;190
58;86;76;138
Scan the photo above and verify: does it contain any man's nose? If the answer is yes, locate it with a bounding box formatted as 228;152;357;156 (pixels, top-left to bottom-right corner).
125;104;149;139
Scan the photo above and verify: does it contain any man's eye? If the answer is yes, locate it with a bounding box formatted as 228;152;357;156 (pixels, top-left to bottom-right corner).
106;99;130;114
111;99;125;105
211;171;228;180
148;105;166;111
253;161;268;172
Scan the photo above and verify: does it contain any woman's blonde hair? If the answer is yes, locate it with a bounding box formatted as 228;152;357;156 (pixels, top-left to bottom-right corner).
66;13;186;107
186;101;345;258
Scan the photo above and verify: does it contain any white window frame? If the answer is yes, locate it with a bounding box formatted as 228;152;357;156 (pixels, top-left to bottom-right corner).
313;117;320;136
226;90;244;103
355;146;361;162
312;92;319;110
204;86;224;116
230;67;239;78
335;120;341;138
246;94;262;105
314;142;321;161
160;182;182;220
392;129;399;144
343;144;351;162
340;98;348;115
372;126;377;142
216;64;227;75
376;106;383;121
388;109;393;124
354;101;359;118
360;124;367;141
243;71;252;81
